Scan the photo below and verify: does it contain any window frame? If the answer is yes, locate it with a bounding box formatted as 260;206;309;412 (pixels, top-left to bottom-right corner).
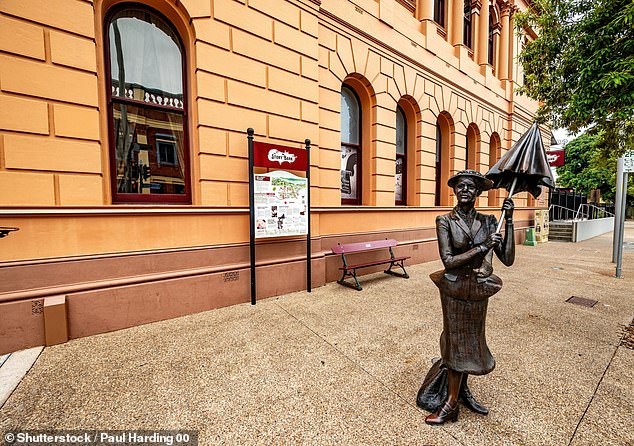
434;0;446;28
104;3;192;204
395;106;407;206
465;132;470;170
463;0;473;48
340;85;363;206
488;10;495;66
435;122;442;206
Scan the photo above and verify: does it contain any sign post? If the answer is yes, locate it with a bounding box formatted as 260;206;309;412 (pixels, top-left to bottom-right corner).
247;129;312;304
613;157;624;263
248;129;256;304
615;151;633;278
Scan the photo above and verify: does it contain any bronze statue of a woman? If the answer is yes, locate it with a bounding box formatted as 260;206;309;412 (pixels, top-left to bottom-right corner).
417;170;515;424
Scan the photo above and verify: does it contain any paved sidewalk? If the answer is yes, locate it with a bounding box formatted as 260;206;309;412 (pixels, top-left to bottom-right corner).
1;224;633;446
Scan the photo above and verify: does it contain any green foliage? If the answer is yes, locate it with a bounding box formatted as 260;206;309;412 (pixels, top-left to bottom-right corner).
517;0;634;155
556;133;634;202
556;134;613;199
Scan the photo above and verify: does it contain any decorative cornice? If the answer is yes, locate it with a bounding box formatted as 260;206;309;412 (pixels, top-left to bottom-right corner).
318;7;511;117
501;1;517;16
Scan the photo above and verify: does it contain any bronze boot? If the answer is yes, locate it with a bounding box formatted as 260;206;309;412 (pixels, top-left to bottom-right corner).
459;383;489;415
424;401;460;425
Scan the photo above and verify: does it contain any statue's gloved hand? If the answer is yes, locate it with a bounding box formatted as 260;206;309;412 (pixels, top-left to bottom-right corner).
484;232;503;249
503;198;514;220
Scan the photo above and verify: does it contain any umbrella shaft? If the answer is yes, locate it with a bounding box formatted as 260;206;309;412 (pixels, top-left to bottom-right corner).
496;177;517;233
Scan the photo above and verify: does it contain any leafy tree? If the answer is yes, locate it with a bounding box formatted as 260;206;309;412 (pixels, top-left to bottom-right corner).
556;133;634;203
516;0;634;155
556;133;613;199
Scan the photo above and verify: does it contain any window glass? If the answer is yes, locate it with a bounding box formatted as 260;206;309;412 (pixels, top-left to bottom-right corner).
341;86;361;204
488;11;495;66
463;0;472;48
112;103;186;195
396;108;405;156
434;0;445;27
465;133;470;169
106;6;189;203
395;107;406;204
340;87;360;145
435;122;442;206
109;10;183;106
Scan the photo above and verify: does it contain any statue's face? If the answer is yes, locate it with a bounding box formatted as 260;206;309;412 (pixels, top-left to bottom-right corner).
454;177;478;205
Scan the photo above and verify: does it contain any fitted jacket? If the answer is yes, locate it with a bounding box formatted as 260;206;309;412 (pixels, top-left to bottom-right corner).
430;208;514;300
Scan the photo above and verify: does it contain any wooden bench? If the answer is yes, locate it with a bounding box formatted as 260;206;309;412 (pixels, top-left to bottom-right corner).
331;239;410;290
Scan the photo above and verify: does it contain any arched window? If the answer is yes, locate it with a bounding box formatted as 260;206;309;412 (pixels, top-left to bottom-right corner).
465;134;470;170
466;124;478;170
463;0;473;48
341;85;361;205
395;106;407;205
435;122;442;206
488;9;495;66
488;133;501;206
434;0;446;28
105;5;190;203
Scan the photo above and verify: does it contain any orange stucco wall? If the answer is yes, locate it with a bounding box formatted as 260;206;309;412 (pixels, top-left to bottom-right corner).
0;0;548;352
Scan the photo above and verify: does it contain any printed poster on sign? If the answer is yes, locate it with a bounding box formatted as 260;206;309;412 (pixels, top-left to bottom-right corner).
254;170;308;238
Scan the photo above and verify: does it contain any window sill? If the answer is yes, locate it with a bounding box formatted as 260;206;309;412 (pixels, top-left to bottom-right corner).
436;25;447;39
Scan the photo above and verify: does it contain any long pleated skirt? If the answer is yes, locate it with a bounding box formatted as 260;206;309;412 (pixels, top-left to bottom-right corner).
429;269;502;375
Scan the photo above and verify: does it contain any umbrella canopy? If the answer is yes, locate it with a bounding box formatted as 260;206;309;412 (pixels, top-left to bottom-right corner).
485;121;555;199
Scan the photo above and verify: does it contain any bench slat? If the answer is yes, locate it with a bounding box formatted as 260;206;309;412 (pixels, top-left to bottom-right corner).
331;238;397;254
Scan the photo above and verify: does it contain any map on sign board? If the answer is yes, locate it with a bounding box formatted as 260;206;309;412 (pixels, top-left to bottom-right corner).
624;150;634;173
254;170;308;238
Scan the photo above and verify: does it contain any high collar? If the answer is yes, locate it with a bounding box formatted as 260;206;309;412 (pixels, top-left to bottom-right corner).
450;206;482;240
452;206;476;221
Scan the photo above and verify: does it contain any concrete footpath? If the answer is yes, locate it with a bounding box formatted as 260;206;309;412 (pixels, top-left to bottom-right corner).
1;224;633;446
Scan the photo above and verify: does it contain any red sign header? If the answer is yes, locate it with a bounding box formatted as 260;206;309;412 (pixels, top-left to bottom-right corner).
547;149;565;167
253;142;309;171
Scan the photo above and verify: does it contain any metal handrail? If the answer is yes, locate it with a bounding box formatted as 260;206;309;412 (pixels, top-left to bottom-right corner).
574;203;615;221
549;203;616;222
548;204;577;221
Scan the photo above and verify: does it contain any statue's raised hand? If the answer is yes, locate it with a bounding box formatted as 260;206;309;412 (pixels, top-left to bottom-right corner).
484;232;503;249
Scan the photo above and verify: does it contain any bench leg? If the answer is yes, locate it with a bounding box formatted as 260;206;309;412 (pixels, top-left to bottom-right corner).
337;268;362;291
384;260;409;279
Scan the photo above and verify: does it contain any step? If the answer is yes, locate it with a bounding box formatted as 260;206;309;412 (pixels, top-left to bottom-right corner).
549;222;573;228
549;229;572;235
548;236;572;242
549;229;573;235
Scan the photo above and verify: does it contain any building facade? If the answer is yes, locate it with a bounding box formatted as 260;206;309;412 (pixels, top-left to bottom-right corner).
0;0;548;353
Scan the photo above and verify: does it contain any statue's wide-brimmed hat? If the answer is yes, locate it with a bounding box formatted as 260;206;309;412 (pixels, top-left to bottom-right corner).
447;170;494;191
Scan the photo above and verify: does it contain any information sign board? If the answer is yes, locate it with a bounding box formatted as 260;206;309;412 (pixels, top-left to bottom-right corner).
254;170;308;238
624;150;634;172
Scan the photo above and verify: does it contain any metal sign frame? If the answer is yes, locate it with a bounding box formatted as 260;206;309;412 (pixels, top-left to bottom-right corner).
247;128;312;305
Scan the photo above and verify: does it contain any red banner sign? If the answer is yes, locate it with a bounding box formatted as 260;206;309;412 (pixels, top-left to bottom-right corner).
547;149;565;167
253;142;309;171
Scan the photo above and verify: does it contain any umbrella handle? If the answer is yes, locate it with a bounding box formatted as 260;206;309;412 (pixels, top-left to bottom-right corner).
495;177;518;233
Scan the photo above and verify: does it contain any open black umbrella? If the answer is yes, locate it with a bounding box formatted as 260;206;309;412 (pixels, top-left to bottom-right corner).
485;121;556;231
